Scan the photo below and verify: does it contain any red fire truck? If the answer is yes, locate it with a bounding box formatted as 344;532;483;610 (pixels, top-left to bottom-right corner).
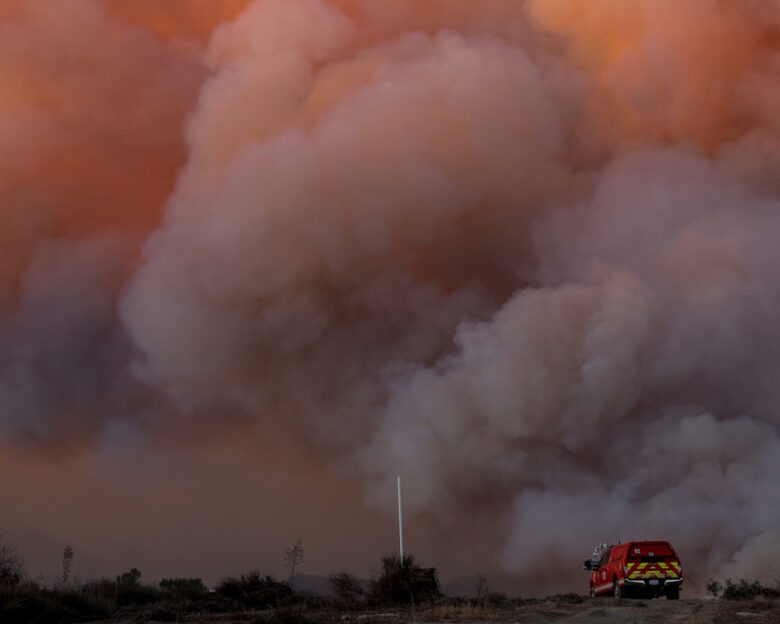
584;541;683;599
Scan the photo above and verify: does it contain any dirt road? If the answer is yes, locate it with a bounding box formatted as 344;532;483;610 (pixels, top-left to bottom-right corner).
433;598;779;624
96;597;779;624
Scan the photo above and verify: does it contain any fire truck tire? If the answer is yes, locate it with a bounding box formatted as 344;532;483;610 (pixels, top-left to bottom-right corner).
613;579;622;599
666;590;680;600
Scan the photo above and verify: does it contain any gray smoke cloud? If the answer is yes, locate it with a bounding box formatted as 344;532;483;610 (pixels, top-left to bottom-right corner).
3;0;780;593
118;0;780;593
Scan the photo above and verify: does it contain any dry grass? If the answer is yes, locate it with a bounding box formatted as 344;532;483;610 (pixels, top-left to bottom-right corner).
424;604;503;621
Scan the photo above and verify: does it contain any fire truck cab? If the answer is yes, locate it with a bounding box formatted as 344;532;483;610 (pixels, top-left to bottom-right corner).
584;541;683;599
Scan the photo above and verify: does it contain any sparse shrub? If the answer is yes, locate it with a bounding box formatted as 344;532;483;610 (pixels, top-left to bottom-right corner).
79;578;117;608
58;588;111;621
217;572;292;608
720;578;780;600
160;577;207;599
706;578;723;597
706;577;780;600
117;581;162;607
117;567;141;586
107;568;162;607
484;591;509;606
0;533;25;587
329;571;367;606
371;554;441;606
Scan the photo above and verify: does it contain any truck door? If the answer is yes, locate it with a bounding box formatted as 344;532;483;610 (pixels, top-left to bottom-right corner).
610;545;626;584
595;548;612;595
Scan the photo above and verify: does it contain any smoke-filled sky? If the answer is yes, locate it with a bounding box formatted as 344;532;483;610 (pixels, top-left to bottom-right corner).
2;0;780;594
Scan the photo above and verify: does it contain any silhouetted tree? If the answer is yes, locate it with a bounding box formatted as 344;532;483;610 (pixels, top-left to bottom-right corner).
0;532;25;586
61;545;74;585
285;540;304;587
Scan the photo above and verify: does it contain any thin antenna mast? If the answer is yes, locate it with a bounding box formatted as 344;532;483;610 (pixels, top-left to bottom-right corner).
397;476;404;558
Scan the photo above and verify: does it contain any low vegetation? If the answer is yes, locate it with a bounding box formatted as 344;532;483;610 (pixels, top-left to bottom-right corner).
329;554;441;608
328;571;367;607
370;554;441;605
0;532;447;623
2;531;779;623
217;572;293;609
706;577;780;600
0;533;25;586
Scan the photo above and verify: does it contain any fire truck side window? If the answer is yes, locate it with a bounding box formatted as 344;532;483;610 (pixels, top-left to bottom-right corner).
599;549;611;568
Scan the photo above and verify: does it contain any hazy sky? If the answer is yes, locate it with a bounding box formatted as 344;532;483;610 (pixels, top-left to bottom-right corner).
2;0;780;595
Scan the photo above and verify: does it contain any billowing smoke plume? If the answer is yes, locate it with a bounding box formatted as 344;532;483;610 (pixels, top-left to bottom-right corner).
0;0;208;444
3;0;780;592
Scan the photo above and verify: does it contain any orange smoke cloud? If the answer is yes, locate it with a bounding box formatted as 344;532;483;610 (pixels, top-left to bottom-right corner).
528;0;780;147
0;0;206;304
105;0;251;41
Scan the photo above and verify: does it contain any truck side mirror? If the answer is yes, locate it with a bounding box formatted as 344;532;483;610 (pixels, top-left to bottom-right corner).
583;560;592;570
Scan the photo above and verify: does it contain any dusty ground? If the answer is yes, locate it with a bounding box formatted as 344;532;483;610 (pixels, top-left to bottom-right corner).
96;596;780;624
487;597;779;623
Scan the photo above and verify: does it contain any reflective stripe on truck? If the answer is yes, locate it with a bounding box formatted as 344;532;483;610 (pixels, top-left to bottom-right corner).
626;561;681;579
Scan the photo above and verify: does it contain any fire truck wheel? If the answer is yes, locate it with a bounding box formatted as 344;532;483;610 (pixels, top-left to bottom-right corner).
666;590;680;600
613;580;622;599
589;585;595;599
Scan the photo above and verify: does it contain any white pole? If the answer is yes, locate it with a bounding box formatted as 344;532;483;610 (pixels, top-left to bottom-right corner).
397;476;404;559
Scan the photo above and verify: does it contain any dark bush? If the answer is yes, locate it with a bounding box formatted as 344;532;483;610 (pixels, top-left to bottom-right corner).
0;584;109;624
79;578;117;608
79;575;162;608
217;572;292;608
720;578;780;600
706;578;723;597
371;554;440;606
0;534;25;587
160;577;207;599
484;591;509;606
117;568;141;586
117;581;162;607
329;571;367;606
